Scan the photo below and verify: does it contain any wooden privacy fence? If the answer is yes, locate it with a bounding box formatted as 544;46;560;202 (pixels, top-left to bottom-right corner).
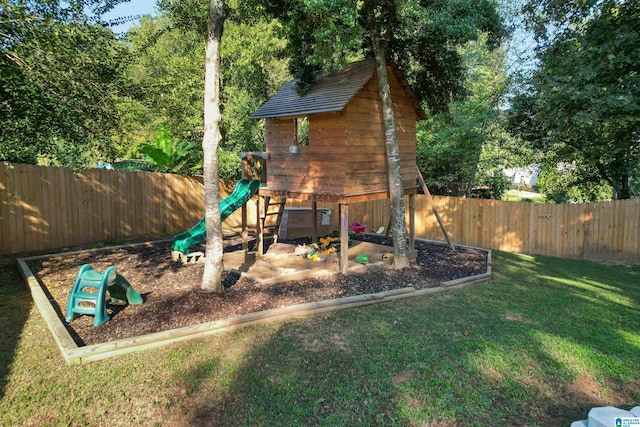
284;195;640;264
1;163;639;263
0;163;205;255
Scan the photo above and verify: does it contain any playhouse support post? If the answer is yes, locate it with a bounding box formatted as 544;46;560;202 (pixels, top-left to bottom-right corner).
409;193;416;251
241;203;248;252
340;203;349;274
312;200;318;243
256;196;264;256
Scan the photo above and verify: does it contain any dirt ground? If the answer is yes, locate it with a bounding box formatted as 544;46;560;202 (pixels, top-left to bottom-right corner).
25;234;488;347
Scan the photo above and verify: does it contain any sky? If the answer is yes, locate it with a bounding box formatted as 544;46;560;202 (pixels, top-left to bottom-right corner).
100;0;158;33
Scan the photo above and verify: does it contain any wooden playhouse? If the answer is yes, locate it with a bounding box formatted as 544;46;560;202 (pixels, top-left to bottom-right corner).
245;58;427;273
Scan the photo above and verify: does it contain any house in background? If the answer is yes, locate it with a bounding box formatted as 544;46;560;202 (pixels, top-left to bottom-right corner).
503;164;541;188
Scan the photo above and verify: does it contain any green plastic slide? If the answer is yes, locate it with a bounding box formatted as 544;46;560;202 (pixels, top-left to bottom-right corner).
171;179;261;254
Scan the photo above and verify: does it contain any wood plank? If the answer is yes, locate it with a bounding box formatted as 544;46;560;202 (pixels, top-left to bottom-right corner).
632;200;640;260
269;151;350;163
581;203;594;259
611;200;621;257
92;170;104;241
346;98;416;114
119;170;131;238
81;171;94;243
340;203;349;274
99;169;110;239
564;204;573;257
10;165;27;253
20;165;37;252
345;183;388;195
6;165;21;253
266;182;346;195
347;111;417;127
622;200;632;255
574;203;586;258
160;173;170;234
344;140;414;152
49;167;62;249
0;164;12;254
16;258;78;362
68;167;82;247
107;169;118;239
268;162;348;175
88;170;99;241
36;165;51;251
144;172;153;234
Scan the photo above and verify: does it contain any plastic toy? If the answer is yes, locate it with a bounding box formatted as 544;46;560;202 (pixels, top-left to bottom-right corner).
66;264;143;327
356;254;369;264
302;236;340;261
350;221;367;234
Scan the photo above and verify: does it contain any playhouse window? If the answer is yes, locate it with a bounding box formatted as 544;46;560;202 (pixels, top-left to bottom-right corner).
294;117;309;147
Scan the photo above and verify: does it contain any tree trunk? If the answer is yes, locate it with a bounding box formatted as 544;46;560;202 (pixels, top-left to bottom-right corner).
365;2;408;268
201;0;226;292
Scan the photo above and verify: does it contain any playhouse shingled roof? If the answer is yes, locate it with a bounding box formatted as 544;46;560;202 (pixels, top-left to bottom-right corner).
250;58;427;120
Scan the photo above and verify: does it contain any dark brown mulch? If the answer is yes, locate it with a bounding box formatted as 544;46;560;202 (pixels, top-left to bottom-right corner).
26;234;487;347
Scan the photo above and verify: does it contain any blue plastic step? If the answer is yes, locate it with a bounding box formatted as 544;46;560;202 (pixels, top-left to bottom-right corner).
73;291;101;301
69;306;97;315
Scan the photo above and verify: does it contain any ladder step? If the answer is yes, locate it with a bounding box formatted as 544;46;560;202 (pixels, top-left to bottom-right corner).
261;197;287;242
74;291;101;300
70;306;97;315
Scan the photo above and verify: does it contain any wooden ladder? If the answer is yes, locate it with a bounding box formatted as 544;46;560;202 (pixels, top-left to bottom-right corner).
261;196;287;243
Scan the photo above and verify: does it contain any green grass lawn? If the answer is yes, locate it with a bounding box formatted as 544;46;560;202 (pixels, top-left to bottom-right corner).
503;189;547;203
1;251;638;426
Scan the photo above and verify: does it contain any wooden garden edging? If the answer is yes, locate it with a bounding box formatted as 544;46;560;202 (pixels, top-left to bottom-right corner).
16;238;491;365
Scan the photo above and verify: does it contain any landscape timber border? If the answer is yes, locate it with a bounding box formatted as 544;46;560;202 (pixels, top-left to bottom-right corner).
16;238;491;365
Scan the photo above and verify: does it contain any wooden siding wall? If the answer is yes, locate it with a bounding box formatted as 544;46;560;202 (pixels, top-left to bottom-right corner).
263;69;417;198
345;75;417;194
264;113;349;195
2;164;638;264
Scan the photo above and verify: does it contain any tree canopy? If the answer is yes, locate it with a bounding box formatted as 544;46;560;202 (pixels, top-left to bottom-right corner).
0;0;127;168
267;0;505;113
509;0;639;199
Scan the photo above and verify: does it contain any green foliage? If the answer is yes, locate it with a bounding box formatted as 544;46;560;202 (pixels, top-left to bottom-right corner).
268;0;506;112
220;17;289;153
120;16;205;148
392;0;506;112
417;111;483;196
511;0;640;199
0;2;127;169
119;10;288;176
138;127;201;174
217;148;242;180
473;169;512;200
537;163;612;204
417;35;528;198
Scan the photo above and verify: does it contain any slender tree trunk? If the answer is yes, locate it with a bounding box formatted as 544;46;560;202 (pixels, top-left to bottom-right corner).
201;0;226;292
365;1;408;269
464;124;486;198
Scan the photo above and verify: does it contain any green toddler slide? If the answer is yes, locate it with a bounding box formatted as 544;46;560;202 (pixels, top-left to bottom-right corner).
171;179;261;254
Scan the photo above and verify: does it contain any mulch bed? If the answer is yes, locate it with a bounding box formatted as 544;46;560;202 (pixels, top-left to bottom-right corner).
26;234;487;347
